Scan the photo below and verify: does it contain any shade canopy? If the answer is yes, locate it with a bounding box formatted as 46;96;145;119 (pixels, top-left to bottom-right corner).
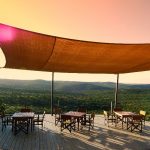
0;23;150;74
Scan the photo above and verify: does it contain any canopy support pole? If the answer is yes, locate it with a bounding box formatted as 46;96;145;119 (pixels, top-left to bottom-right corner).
51;72;54;116
115;74;119;108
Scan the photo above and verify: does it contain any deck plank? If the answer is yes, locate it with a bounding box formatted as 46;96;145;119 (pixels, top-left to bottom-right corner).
0;114;149;150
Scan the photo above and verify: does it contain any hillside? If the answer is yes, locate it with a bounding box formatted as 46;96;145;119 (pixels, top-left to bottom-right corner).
0;79;149;118
0;79;150;92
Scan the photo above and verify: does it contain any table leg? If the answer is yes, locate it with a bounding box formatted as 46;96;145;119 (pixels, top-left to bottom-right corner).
122;117;123;129
77;118;79;130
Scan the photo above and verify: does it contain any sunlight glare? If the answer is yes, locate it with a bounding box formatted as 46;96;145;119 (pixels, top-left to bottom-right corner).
0;24;15;42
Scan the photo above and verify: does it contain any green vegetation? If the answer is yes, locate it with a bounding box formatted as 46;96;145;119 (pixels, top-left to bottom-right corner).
0;79;149;121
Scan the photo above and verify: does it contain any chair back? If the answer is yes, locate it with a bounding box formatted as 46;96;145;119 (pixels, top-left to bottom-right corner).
61;114;72;122
103;110;112;118
91;112;95;119
0;111;5;118
103;110;108;117
132;114;143;121
33;111;45;128
139;110;146;126
54;108;62;126
77;107;87;113
53;106;61;113
43;111;46;118
139;110;146;116
54;108;62;115
21;108;31;112
113;108;122;112
90;112;95;122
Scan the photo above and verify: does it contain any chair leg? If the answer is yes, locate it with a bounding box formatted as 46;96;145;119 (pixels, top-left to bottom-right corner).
1;119;6;131
107;119;109;127
141;122;142;132
89;122;91;131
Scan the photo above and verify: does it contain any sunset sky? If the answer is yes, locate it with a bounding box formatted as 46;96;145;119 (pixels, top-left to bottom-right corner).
0;0;150;83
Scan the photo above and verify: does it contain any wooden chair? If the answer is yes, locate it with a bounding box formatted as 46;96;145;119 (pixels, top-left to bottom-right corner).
0;111;13;131
33;111;45;129
60;114;76;133
12;117;30;135
104;110;116;127
0;112;7;131
127;115;143;132
76;107;87;127
5;113;13;125
82;112;95;131
113;108;122;120
54;107;62;126
139;110;146;126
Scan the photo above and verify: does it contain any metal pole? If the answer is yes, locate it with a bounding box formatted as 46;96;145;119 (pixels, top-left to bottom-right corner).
115;74;119;108
51;72;54;116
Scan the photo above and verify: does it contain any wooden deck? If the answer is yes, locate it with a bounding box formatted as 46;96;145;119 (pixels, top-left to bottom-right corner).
0;114;150;150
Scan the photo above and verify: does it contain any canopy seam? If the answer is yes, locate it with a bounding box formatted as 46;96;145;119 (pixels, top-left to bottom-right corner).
41;37;56;70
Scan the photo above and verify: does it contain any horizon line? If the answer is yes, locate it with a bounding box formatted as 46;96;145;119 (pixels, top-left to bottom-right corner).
0;78;149;85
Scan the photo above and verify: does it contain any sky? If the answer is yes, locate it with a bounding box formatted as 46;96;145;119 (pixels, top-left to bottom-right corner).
0;0;150;83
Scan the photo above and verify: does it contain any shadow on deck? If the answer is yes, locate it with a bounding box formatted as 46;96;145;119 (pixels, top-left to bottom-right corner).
0;115;150;150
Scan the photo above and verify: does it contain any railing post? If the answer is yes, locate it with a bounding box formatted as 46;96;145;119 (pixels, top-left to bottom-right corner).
115;74;119;108
51;72;54;116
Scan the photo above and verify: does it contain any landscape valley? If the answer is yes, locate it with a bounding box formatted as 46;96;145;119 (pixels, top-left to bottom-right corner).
0;79;149;120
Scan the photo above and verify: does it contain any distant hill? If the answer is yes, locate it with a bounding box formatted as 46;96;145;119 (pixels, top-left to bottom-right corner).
0;79;53;91
0;79;150;92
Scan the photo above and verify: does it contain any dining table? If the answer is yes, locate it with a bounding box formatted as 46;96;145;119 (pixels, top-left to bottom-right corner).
64;111;86;130
114;111;137;129
12;112;35;135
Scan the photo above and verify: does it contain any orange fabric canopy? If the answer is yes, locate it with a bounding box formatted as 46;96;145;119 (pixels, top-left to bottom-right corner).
0;23;150;74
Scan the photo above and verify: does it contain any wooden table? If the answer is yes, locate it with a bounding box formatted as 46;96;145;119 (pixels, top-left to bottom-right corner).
12;112;34;135
114;111;136;129
64;111;86;130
